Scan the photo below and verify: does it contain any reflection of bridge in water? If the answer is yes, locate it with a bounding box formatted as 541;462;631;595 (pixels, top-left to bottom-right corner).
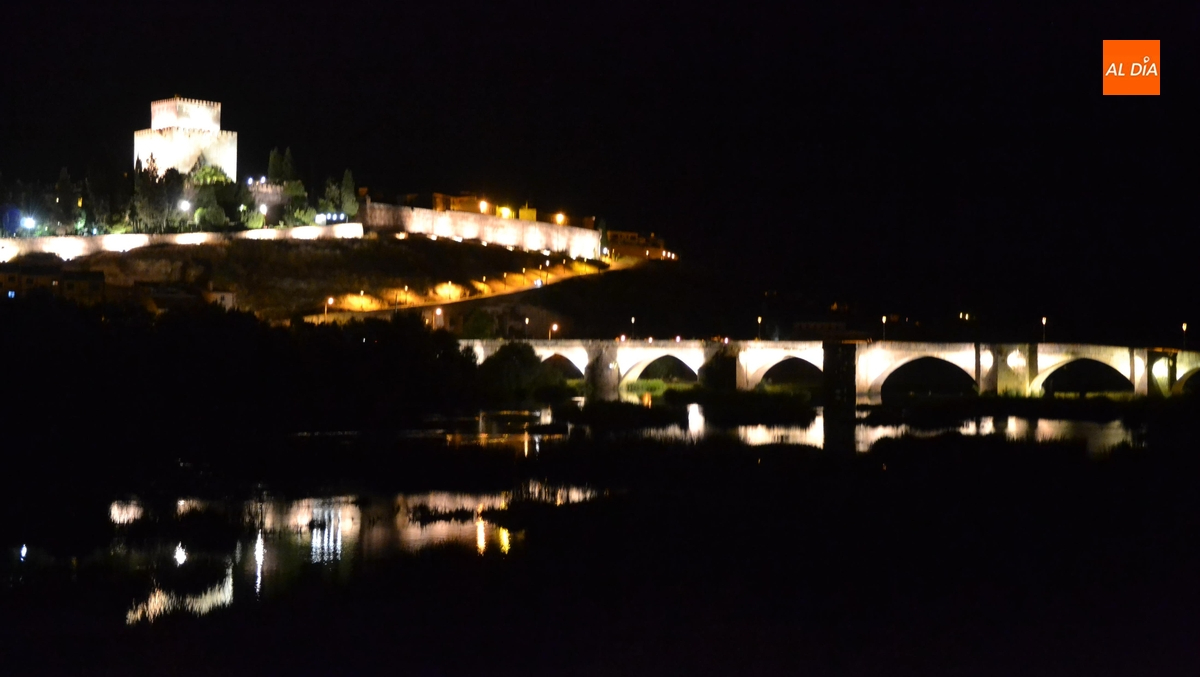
462;339;1200;404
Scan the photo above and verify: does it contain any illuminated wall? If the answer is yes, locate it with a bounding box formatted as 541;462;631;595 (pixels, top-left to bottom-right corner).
362;204;602;261
134;97;237;179
0;224;363;263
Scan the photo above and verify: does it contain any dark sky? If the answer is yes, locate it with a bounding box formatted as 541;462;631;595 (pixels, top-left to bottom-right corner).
2;1;1196;330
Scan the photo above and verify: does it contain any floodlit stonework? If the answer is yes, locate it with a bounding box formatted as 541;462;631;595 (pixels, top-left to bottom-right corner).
134;97;237;179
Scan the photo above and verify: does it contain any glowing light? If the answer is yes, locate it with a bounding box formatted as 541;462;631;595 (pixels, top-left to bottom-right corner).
1184;323;1188;333
43;237;87;260
259;176;266;183
331;223;363;239
1152;359;1168;379
555;213;565;225
1042;316;1047;326
126;568;233;625
174;543;187;566
175;232;211;245
327;297;334;305
676;336;681;342
1134;356;1145;379
289;226;323;240
110;501;144;524
242;228;278;240
479;200;489;213
435;307;443;316
476;519;487;554
339;213;345;220
315;213;327;225
178;200;191;211
254;531;264;595
101;233;150;252
247;177;253;186
979;350;994;370
723;337;730;344
648;337;653;343
881;315;887;324
258;203;268;215
1006;350;1027;370
499;527;511;554
499;207;513;219
19;544;27;561
20;217;35;229
620;335;626;341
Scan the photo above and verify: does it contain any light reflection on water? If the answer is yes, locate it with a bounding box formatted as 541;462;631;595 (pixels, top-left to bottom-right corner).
100;481;598;625
644;405;1136;453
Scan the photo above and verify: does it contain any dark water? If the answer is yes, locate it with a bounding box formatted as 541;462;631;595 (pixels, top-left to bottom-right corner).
3;418;1197;676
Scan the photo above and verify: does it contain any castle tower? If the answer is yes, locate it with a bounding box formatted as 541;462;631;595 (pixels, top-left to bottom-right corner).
133;97;237;180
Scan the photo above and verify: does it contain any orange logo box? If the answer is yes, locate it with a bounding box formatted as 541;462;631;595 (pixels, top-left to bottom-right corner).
1103;40;1160;95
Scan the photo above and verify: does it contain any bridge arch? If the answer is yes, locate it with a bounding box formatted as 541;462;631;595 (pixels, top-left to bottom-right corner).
748;356;823;391
619;355;701;387
1029;357;1134;396
869;355;977;403
541;353;585;379
737;342;825;390
1171;367;1200;396
614;343;709;388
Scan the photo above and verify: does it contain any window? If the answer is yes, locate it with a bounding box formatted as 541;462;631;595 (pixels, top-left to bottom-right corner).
7;291;14;299
52;280;58;286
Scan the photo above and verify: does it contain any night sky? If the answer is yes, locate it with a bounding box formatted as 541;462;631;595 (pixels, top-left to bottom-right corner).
2;2;1196;332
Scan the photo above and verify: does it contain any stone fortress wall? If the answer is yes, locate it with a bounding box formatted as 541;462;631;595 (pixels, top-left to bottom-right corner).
363;203;601;260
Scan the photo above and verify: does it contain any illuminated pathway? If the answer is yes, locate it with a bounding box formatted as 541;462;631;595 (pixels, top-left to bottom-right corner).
462;339;1200;404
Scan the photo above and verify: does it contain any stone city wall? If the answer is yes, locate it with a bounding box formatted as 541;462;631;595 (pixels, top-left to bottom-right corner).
0;223;364;263
363;203;601;260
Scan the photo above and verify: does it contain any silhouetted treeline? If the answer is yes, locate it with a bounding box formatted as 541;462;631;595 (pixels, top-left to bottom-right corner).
0;297;479;443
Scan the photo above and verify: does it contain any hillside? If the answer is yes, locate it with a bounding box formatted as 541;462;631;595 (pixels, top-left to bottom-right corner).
59;235;606;320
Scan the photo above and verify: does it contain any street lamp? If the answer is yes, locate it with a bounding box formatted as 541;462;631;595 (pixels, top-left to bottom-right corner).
435;307;443;329
178;200;191;211
503;272;508;290
549;323;558;340
881;315;887;341
1184;322;1188;349
325;296;334;319
1041;316;1047;343
757;316;762;341
524;317;530;339
258;204;268;215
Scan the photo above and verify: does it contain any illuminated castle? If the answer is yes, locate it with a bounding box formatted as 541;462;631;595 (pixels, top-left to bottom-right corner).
133;97;237;179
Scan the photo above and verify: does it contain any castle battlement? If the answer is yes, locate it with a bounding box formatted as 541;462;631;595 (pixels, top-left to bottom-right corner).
135;96;237;179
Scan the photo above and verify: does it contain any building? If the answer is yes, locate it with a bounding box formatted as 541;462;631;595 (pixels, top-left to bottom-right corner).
0;263;105;304
606;230;676;261
134;97;238;180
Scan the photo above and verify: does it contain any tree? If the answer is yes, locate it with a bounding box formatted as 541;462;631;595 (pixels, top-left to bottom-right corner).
53;168;80;230
341;169;358;217
267;148;283;183
318;177;341;213
189;164;232;186
192;186;226;229
462;309;497;339
281;148;296;182
477;342;564;407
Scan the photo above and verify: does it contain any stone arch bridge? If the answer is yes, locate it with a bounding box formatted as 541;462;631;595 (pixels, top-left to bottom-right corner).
462;339;1200;403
